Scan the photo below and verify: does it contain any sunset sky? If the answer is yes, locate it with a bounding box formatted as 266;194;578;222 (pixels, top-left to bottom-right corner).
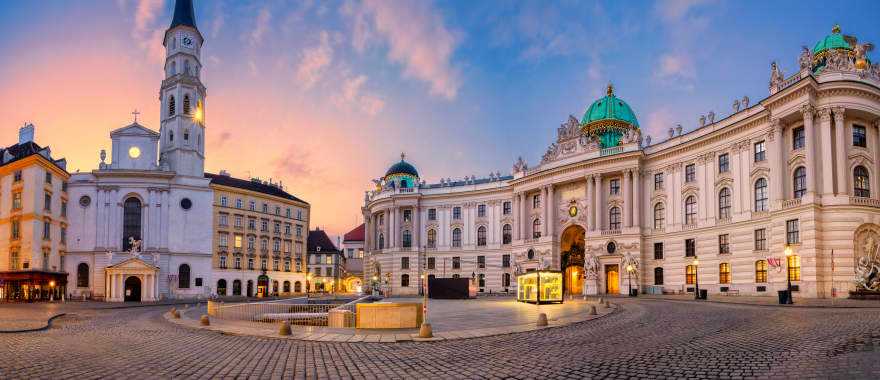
1;0;878;240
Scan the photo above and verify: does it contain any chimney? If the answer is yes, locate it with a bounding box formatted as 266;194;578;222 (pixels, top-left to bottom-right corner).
19;123;35;144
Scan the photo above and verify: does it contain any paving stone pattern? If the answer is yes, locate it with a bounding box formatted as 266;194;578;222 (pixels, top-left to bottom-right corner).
2;299;880;379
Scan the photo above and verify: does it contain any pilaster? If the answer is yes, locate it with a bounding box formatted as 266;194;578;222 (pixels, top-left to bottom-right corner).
832;106;846;195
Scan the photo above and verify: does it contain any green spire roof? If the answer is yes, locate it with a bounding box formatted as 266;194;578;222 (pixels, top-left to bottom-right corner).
813;25;852;55
581;84;639;128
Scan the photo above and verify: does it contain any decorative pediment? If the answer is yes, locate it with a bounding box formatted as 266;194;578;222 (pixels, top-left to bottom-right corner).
787;152;806;167
106;257;159;271
651;193;667;204
681;184;700;195
714;177;734;190
750;166;770;181
849;150;874;167
110;122;160;138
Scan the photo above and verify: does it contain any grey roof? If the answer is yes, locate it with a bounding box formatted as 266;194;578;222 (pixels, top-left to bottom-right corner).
423;175;513;189
205;173;308;204
169;0;197;30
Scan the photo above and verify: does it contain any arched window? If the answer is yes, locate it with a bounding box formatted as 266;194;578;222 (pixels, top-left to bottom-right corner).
685;265;697;285
719;263;731;284
294;281;302;293
170;61;176;76
183;94;191;114
122;197;142;251
684;196;697;225
402;230;412;248
653;203;665;230
754;178;768;211
502;273;511;287
654;267;664;285
532;219;541;238
378;233;385;249
452;228;462;247
427;229;436;248
793;166;806;198
217;279;227;296
272;280;279;294
401;274;410;287
718;188;731;219
477;226;487;246
232;279;242;295
178;264;191;289
755;260;768;283
502;224;512;244
168;95;176;116
283;281;291;293
77;263;89;288
854;166;870;197
609;207;621;230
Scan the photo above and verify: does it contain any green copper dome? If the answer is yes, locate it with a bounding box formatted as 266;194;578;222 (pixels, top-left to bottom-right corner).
581;85;640;128
813;25;852;55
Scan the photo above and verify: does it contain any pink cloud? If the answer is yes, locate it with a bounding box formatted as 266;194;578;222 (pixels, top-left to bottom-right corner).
295;31;333;89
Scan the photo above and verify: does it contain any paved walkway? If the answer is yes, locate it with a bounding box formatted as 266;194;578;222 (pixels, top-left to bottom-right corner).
2;298;879;378
641;293;880;308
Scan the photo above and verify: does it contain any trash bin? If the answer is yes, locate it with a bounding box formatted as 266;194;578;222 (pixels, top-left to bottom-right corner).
778;290;790;304
629;288;638;297
699;289;708;300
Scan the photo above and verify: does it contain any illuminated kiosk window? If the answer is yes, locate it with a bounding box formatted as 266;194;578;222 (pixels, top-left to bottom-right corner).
516;270;563;304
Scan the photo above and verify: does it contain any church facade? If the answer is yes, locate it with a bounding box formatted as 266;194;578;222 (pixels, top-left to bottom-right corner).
363;26;880;299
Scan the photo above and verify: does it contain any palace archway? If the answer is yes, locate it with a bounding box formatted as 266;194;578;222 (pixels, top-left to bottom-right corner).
560;225;586;295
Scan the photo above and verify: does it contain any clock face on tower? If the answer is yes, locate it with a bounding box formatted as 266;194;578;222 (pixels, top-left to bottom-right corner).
181;35;193;48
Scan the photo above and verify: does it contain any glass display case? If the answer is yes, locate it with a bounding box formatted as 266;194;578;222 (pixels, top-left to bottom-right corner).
516;270;563;304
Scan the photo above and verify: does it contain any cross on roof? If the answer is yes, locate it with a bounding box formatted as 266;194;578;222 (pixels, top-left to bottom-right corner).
131;109;140;123
400;152;406;161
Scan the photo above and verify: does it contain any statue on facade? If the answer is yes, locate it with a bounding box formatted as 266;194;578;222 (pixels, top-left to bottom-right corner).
699;115;706;127
733;99;740;113
128;237;142;257
742;95;750;109
513;156;528;173
798;46;814;70
644;135;652;146
855;234;880;292
707;111;716;124
769;61;784;87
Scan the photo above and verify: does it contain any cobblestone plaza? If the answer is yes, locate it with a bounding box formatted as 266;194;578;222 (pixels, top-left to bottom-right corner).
2;298;880;379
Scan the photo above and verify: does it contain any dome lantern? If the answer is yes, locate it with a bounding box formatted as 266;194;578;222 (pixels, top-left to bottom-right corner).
383;152;419;189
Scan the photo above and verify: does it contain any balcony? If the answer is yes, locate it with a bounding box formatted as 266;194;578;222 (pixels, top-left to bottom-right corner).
850;196;880;208
782;198;802;209
599;146;623;156
601;229;621;236
682;223;699;231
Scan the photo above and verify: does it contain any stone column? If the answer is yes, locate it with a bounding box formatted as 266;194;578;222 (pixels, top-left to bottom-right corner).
697;157;709;220
161;190;170;249
875;121;880;198
414;204;421;249
818;107;834;195
769;119;784;206
623;169;632;227
833;107;847;195
547;185;555;237
521;192;528;239
540;187;547;236
586;175;594;231
670;165;680;225
390;208;397;249
633;169;641;228
595;175;604;231
740;143;751;213
802;104;818;195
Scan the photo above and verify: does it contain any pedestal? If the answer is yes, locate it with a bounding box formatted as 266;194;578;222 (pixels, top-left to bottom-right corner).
583;277;599;296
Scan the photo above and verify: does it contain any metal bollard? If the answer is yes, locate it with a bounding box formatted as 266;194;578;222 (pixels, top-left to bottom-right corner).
536;313;548;327
589;305;597;315
279;321;291;336
200;315;210;326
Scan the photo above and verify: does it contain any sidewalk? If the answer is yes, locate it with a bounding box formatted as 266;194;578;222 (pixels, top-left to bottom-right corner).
639;294;880;308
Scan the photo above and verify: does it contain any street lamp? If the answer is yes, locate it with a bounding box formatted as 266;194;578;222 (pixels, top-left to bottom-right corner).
305;273;312;301
625;264;634;297
49;280;56;302
784;245;794;305
693;258;700;300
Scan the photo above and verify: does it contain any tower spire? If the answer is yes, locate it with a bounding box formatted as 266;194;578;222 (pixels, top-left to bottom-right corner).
169;0;197;30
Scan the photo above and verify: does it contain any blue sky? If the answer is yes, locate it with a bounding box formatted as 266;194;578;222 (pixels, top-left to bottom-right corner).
0;0;878;236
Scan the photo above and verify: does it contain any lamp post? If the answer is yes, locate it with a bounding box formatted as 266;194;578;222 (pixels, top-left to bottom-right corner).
626;264;634;297
305;273;312;301
371;275;378;296
784;245;794;305
693;258;700;300
49;280;56;302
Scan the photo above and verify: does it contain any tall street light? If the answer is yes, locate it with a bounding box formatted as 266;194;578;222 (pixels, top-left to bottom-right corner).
784;245;794;305
693;258;700;300
626;264;635;297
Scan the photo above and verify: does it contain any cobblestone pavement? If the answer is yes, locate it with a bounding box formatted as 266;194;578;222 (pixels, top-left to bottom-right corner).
2;299;879;379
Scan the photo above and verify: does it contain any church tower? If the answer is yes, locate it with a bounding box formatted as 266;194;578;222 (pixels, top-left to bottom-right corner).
158;0;206;177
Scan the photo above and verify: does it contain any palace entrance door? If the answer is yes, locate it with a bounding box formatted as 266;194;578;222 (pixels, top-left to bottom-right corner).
605;265;619;294
560;225;586;296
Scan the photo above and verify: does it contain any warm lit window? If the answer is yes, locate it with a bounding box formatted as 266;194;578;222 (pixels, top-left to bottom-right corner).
787;255;801;281
719;263;731;284
854;166;870;197
685;265;697;285
755;260;768;283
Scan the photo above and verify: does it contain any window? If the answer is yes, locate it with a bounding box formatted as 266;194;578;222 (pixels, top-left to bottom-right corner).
122;197;144;250
653;242;664;260
502;254;511;268
427;257;436;269
853;125;867;147
219;215;229;227
718;188;731;219
273;259;279;271
45;171;52;184
12;192;21;210
793;166;807;199
503;273;511;287
234;257;241;269
284;224;291;235
787;255;801;282
183;94;191;114
718;234;730;254
260;220;267;231
786;219;800;244
792;127;805;150
610;179;620;195
609;207;621;230
247;236;255;250
13;170;22;182
260;258;267;270
273;239;281;252
719;263;731;284
685;164;696;182
532;219;541;238
452;256;461;269
478;273;485;288
653;203;665;229
234;235;242;248
533;194;541;208
402;230;412;248
654;267;664;285
11;219;20;240
654;173;664;190
283;280;290;292
249;201;255;211
685;238;696;257
275;206;281;216
476;255;485;269
220;196;228;207
718;153;729;173
9;249;19;270
401;257;410;270
503;201;511;215
401;274;410;287
378;233;384;249
754;178;768;211
234;215;243;228
61;227;66;243
286;208;291;218
754;228;767;251
452;228;462;247
219;234;229;247
274;221;281;233
403;209;412;222
178;264;191;288
42;249;49;270
428;208;436;221
477;226;487;246
854;166;870;197
453;207;461;220
296;225;303;237
478;204;486;218
236;198;243;208
685;265;697;285
219;256;227;269
502;224;512;244
247;218;255;230
427;229;437;248
684;196;697;225
247;258;254;270
44;193;52;211
754;141;766;162
755;260;768;283
77;263;89;287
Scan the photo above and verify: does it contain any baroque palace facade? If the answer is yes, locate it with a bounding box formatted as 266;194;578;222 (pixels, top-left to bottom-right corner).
363;25;880;299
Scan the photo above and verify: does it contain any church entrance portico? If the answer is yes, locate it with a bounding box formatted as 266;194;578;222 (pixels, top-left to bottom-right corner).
105;257;159;302
124;276;142;302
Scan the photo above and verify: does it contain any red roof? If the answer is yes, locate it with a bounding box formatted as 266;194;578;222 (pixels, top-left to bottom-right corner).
343;223;365;242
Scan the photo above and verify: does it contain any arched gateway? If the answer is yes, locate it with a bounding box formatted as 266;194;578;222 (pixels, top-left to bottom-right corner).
560;225;586;295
